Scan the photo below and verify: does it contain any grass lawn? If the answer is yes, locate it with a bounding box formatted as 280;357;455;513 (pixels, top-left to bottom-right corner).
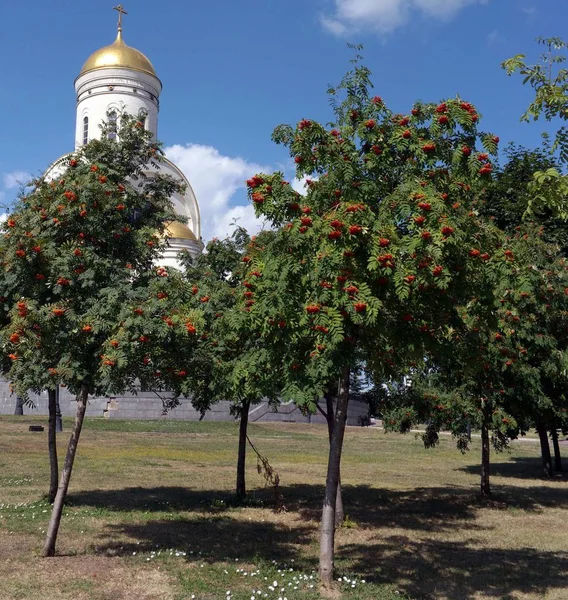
0;416;566;600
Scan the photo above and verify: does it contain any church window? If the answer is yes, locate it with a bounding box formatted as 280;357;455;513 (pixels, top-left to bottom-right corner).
108;111;118;140
83;116;89;145
138;109;148;130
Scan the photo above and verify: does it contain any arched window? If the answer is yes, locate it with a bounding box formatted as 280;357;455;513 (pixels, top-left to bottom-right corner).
108;111;118;140
138;109;148;130
83;116;89;145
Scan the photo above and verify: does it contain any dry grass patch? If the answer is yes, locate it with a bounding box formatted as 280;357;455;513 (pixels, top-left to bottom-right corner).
0;416;567;599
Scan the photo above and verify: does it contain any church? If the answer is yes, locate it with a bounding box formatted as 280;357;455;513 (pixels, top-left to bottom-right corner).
45;4;203;268
0;7;368;427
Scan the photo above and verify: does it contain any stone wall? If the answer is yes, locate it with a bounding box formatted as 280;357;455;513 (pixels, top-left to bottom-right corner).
0;378;369;426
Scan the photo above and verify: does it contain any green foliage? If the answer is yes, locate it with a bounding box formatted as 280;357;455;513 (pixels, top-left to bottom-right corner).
480;144;563;238
0;114;200;402
243;54;504;410
382;224;568;450
503;37;568;161
502;37;568;219
176;228;283;415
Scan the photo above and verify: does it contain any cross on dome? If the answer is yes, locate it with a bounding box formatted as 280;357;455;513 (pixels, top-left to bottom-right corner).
113;4;128;31
78;5;157;77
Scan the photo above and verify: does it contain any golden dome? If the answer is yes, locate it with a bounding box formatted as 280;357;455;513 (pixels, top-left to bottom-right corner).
163;221;197;241
79;30;156;77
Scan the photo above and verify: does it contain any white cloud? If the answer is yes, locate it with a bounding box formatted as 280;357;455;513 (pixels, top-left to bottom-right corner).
291;175;318;195
164;143;271;241
321;0;488;36
487;29;499;46
3;171;31;189
320;16;349;36
0;213;6;223
212;204;269;241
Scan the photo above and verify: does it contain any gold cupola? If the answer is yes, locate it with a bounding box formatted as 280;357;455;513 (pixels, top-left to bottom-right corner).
162;221;198;241
79;29;157;77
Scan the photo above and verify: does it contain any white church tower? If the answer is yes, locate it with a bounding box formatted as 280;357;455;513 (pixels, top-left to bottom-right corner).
47;5;203;266
74;16;161;150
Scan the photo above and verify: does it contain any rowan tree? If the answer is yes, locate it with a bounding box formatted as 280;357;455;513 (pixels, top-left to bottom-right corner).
242;53;503;586
176;228;283;501
0;175;64;502
480;144;568;473
0;114;200;556
382;224;568;494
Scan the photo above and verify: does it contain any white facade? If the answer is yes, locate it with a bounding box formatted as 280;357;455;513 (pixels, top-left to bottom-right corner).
74;67;161;149
44;25;203;264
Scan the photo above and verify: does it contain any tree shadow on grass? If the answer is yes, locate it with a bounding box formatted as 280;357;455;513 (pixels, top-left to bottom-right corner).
289;483;486;532
69;484;485;533
459;456;568;481
67;485;568;598
283;481;568;530
340;536;568;600
68;480;568;535
67;487;233;514
92;515;316;568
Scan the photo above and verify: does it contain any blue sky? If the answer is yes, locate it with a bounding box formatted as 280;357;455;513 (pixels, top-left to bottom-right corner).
0;0;565;239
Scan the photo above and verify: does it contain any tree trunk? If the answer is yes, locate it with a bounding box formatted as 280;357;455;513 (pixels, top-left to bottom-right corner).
14;396;24;416
47;389;59;504
324;392;344;525
236;397;251;501
551;426;562;473
55;385;63;433
537;424;553;478
319;366;350;588
480;422;491;499
43;385;88;557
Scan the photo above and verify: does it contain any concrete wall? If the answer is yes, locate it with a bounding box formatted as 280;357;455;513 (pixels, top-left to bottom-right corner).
0;378;369;426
